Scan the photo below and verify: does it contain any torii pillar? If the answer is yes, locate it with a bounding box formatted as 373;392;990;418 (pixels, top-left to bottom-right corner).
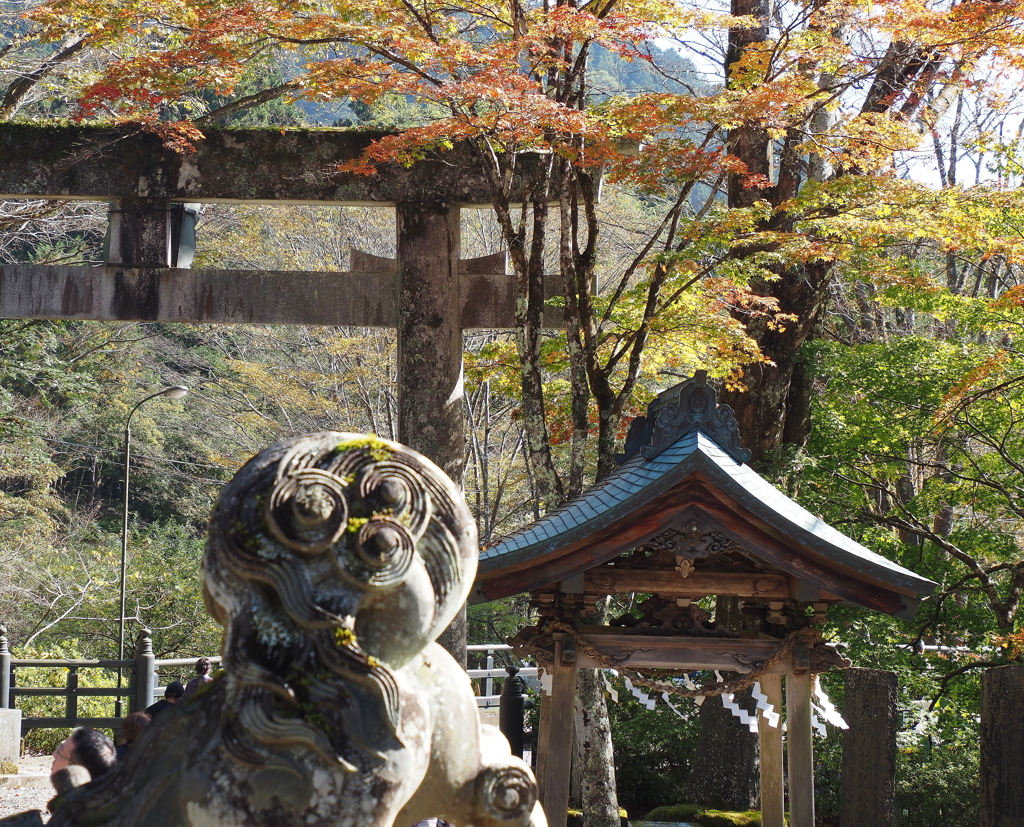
396;202;466;660
395;202;463;483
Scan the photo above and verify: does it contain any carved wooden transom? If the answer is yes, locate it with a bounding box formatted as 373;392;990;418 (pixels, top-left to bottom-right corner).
619;519;756;577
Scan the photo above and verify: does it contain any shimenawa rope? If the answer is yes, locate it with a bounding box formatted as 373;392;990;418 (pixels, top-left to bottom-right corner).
541;619;822;700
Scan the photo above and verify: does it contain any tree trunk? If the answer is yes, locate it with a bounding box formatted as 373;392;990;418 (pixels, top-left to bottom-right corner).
574;599;620;827
683;597;760;810
717;263;831;465
684;684;759;810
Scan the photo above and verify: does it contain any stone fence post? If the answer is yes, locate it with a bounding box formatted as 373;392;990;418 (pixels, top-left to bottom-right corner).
840;668;897;827
0;625;19;764
134;628;156;713
980;664;1024;827
0;626;10;710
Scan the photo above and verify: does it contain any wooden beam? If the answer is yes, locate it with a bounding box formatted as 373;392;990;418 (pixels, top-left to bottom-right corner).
0;124;551;205
572;633;786;674
787;651;816;827
537;638;577;827
584;569;791;600
758;673;785;827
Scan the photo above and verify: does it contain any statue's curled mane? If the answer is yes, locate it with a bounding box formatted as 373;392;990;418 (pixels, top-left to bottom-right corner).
202;434;467;771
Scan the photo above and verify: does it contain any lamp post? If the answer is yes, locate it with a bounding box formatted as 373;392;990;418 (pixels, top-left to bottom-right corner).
117;385;188;717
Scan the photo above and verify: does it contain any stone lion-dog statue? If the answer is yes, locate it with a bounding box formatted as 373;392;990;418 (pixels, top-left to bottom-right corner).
46;434;546;827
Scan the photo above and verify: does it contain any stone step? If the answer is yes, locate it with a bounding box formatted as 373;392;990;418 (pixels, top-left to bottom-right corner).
0;757;52;790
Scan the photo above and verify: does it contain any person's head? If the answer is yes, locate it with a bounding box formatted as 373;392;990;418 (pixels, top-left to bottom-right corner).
195;657;211;677
165;681;185;703
51;727;116;779
120;711;151;744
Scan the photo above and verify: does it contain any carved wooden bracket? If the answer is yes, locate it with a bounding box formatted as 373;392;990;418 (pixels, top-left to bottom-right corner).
810;643;852;672
610;595;733;637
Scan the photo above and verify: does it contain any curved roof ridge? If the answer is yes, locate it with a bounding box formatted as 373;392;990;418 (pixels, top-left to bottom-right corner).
474;374;937;618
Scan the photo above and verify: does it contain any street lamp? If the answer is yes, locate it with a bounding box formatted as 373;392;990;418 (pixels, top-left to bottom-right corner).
117;385;189;717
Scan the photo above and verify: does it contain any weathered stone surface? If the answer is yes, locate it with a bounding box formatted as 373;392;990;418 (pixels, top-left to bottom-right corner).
0;264;396;325
839;668;897;827
35;434;544;827
105;198;173;267
0;709;20;764
980;664;1024;827
0;262;563;328
396;202;463;483
395;203;468;666
0;124;549;205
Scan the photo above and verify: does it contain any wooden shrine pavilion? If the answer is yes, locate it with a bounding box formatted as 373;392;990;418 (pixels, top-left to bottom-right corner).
472;371;936;827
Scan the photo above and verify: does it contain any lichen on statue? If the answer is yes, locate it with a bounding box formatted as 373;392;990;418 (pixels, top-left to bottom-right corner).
46;433;545;827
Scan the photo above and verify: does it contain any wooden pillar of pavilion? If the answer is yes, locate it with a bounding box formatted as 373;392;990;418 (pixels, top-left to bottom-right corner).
536;636;578;827
758;673;785;827
787;645;815;827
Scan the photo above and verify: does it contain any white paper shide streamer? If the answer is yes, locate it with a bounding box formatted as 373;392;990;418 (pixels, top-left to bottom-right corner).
752;681;780;728
596;670;847;742
624;676;656;710
539;667;553;697
721;692;760;733
602;670;619;703
813;676;849;732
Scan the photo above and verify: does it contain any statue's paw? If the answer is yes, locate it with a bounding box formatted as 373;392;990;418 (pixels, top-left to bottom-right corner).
476;763;538;827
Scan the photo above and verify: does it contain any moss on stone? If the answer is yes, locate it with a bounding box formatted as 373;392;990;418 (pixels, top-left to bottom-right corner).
644;804;703;822
334;627;357;647
693;810;763;827
335;435;393;461
346;517;369;534
644;805;772;826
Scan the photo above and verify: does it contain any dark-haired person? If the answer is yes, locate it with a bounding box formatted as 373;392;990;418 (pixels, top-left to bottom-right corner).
114;712;151;761
50;727;116;781
145;680;185;718
184;657;214;696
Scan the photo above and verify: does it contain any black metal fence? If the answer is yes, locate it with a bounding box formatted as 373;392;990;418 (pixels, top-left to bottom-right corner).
0;626;219;735
1;631;528;738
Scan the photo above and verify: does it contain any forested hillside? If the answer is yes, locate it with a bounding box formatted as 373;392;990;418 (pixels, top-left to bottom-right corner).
4;0;1024;821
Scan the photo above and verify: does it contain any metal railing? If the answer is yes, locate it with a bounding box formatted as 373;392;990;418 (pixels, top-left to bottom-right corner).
0;626;219;735
1;628;528;731
467;644;540;709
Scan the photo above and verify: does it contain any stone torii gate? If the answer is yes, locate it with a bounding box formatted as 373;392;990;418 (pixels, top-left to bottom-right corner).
0;122;564;661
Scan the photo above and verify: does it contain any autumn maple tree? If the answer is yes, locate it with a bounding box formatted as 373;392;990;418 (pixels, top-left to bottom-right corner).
10;0;1023;484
